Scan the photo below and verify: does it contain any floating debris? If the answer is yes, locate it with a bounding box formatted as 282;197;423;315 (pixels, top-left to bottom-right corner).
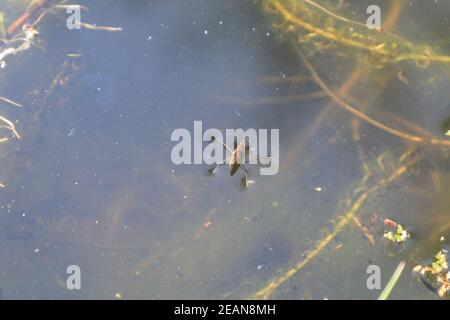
0;24;39;69
203;220;212;229
413;250;450;298
383;219;410;243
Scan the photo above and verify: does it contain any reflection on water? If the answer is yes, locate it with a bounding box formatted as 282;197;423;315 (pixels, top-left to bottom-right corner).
0;0;449;299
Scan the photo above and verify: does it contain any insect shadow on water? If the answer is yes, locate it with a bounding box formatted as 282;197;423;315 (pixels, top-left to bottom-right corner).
206;136;266;190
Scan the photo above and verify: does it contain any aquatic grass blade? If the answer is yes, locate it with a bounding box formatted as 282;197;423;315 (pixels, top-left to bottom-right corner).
378;261;406;300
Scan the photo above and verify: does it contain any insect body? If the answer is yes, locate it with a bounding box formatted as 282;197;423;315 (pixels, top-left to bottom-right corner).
207;136;253;189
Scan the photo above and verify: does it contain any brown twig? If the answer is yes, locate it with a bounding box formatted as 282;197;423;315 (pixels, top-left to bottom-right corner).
6;0;50;37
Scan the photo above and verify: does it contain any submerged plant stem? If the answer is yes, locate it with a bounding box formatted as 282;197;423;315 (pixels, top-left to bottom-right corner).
265;0;450;65
251;192;368;299
296;46;450;147
250;154;418;299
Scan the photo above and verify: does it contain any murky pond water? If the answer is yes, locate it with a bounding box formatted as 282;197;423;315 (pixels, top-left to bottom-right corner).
0;0;449;299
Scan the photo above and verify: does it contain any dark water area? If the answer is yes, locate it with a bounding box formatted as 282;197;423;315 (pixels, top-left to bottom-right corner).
0;0;449;299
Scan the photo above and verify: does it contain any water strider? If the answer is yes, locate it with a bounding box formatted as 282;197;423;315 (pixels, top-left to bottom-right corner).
207;136;260;189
